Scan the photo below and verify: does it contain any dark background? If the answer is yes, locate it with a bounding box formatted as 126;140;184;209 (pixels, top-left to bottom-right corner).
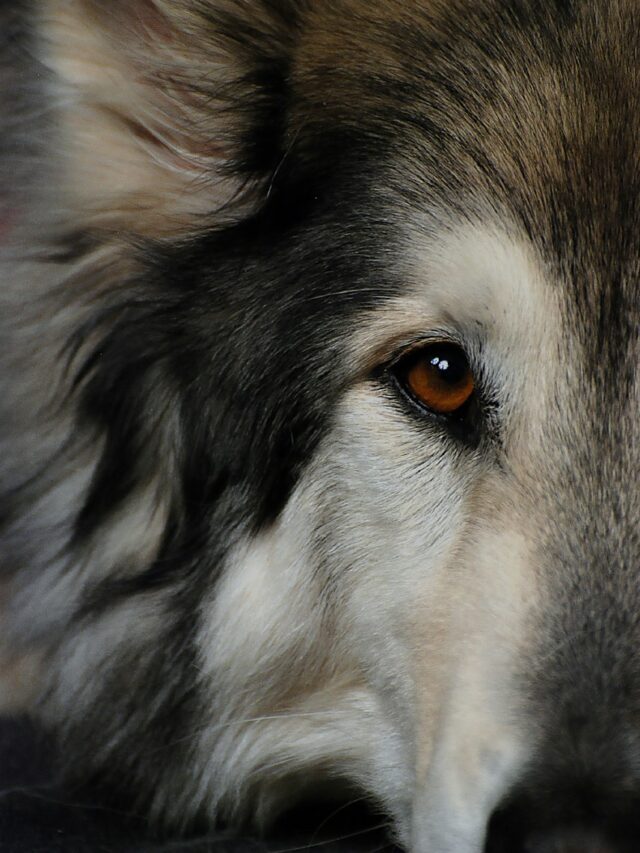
0;717;398;853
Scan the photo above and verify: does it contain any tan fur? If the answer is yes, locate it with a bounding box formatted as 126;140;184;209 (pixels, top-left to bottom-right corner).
41;0;255;234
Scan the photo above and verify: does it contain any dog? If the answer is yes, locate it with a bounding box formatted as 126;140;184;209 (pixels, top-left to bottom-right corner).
1;1;639;851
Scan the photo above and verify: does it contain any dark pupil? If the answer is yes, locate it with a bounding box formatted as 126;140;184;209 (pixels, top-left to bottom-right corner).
426;345;468;385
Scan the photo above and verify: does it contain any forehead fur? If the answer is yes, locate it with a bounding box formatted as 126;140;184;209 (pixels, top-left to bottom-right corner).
295;0;640;219
292;0;640;372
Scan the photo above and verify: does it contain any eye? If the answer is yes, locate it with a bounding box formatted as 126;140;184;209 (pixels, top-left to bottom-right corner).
391;341;475;417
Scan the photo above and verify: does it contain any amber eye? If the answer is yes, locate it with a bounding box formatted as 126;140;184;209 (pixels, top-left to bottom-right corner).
396;342;475;415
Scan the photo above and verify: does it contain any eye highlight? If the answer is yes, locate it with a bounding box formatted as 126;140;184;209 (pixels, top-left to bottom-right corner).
393;341;475;416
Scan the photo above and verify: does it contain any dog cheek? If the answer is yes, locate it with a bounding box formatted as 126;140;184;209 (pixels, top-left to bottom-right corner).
285;399;478;827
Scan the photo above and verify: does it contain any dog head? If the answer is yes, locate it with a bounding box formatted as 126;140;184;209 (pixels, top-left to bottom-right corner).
4;1;640;851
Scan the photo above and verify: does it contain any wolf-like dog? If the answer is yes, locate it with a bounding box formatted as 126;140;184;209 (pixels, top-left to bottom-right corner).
1;1;639;851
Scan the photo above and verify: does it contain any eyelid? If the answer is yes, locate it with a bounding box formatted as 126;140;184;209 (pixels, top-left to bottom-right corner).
382;330;468;372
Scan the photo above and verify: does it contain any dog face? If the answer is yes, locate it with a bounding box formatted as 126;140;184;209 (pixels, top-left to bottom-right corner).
2;1;640;851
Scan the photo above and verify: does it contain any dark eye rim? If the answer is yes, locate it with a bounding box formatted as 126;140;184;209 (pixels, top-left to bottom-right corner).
393;341;476;419
387;339;475;414
379;336;489;447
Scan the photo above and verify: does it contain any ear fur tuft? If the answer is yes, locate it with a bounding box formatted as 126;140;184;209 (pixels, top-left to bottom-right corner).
41;0;307;235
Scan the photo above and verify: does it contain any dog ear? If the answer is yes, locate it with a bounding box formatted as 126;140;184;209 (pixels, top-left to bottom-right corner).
42;0;304;236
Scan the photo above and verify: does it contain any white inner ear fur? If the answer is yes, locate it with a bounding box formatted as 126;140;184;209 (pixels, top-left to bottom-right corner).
40;0;244;235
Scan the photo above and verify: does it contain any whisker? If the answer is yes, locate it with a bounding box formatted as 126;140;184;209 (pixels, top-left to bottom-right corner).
271;820;392;853
308;793;372;843
0;783;139;819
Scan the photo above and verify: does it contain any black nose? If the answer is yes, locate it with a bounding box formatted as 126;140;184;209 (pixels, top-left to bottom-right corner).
522;827;614;852
484;794;640;853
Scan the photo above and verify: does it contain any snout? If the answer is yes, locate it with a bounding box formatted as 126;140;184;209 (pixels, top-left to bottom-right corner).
485;792;640;853
416;772;640;853
525;831;617;853
487;821;625;852
411;673;640;853
409;517;640;853
482;725;640;852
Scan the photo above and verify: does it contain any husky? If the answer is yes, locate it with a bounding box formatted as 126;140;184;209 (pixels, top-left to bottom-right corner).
1;1;639;851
